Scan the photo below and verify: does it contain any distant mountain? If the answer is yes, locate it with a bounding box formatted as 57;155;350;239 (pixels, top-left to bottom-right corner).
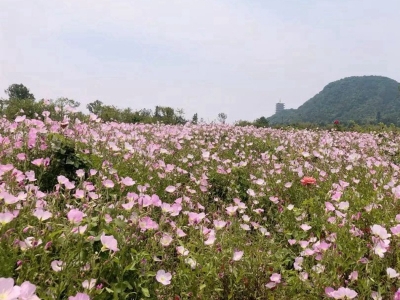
268;76;400;125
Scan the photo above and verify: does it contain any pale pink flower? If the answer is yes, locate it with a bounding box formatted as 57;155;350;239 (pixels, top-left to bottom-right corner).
176;246;189;256
67;209;85;224
213;220;227;230
329;287;358;299
188;212;205;225
0;278;20;300
394;289;400;300
225;205;238;216
19;281;40;300
373;239;390;258
57;175;69;185
387;267;399;278
160;233;173;247
51;260;65;272
15;115;26;123
371;291;382;300
325;202;336;211
33;209;52;221
270;273;281;283
348;271;358;281
71;225;88;235
139;217;159;231
300;224;312;231
102;180;114;188
233;250;244;261
76;169;85;178
156;270;172;285
0;212;15;224
100;234;119;252
1;192;19;204
74;189;85;199
82;279;96;290
176;228;186;237
391;224;400;236
371;224;391;239
31;158;43;167
120;177;135;186
165;186;176;193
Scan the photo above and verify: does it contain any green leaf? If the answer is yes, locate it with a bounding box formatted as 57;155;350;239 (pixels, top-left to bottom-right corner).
141;287;150;297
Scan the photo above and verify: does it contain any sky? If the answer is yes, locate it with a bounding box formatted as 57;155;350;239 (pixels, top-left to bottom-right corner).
0;0;399;123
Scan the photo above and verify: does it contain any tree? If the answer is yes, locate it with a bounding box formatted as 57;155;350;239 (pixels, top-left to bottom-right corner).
87;100;104;115
253;116;269;128
376;111;381;123
5;84;35;100
217;113;227;124
192;113;198;124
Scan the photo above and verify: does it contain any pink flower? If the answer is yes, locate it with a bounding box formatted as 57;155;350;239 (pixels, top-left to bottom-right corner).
225;205;238;216
0;278;20;300
100;234;119;252
233;250;244;261
74;189;85;199
373;238;390;258
270;273;281;283
102;180;114;188
348;271;358;281
176;246;189;256
160;233;173;247
387;267;399;278
188;212;205;225
67;209;85;224
139;217;159;231
156;270;172;285
31;158;44;167
57;175;69;185
51;260;65;272
165;186;176;193
0;212;15;224
328;287;358;299
213;220;227;230
390;224;400;236
371;224;391;239
15;115;26;123
120;177;135;186
19;281;40;300
394;289;400;300
82;279;96;290
33;209;52;221
68;292;90;300
300;224;312;231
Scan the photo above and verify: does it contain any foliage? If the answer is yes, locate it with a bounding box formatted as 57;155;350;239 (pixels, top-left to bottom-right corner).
5;83;35;100
268;76;400;125
218;112;228;124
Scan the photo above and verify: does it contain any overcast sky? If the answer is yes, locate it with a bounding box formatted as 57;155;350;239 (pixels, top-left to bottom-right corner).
0;0;399;123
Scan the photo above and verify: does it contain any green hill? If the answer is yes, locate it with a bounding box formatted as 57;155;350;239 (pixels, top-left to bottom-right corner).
268;76;400;125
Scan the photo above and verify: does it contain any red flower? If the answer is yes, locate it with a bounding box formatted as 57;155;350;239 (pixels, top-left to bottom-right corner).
334;120;340;125
300;177;317;186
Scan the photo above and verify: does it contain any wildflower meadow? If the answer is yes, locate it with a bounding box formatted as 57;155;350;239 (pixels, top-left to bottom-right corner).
2;112;400;299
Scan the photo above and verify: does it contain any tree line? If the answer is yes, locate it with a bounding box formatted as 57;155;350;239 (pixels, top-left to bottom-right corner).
0;83;270;127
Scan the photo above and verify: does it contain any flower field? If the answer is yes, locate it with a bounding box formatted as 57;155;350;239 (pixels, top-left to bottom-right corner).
2;114;400;299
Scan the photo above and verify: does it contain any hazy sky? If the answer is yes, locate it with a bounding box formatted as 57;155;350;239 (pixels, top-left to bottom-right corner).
0;0;399;123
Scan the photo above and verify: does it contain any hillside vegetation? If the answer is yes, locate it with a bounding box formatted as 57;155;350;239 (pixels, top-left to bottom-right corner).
268;76;400;125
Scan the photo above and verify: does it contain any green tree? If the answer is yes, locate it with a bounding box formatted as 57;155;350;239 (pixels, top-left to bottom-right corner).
5;84;35;100
192;113;198;124
87;100;104;115
217;112;227;124
253;116;269;128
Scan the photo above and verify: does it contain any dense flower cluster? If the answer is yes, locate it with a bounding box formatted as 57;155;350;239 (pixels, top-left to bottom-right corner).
1;113;400;298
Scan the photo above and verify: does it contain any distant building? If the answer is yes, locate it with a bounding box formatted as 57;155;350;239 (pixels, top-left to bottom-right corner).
275;101;285;114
